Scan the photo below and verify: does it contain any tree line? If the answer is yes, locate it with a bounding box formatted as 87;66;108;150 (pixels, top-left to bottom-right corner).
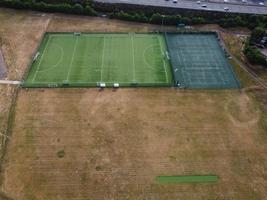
0;0;97;15
0;0;266;67
0;0;266;30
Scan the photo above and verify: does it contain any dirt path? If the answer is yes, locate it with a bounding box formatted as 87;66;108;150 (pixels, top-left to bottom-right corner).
0;80;21;85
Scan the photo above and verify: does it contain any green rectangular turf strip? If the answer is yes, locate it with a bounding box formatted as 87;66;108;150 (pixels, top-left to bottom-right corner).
156;175;219;184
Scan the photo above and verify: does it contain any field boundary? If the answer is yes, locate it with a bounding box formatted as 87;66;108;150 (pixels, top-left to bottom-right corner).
21;32;48;85
215;32;241;88
0;87;18;187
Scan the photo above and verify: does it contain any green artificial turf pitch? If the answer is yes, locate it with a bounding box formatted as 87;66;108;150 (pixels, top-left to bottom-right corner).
24;33;173;87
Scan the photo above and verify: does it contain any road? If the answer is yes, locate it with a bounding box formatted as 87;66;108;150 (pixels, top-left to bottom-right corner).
95;0;267;15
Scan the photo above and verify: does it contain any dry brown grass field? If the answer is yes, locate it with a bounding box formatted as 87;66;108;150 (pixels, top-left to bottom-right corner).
0;8;266;200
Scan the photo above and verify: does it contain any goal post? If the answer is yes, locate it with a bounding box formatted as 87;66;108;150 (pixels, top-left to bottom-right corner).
74;32;81;36
165;51;170;60
33;52;40;61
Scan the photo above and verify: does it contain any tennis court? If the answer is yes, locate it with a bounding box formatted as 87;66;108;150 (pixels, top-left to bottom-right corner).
165;33;240;89
23;33;173;87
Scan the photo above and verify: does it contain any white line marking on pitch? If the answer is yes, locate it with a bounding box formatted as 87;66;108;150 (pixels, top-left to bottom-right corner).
100;36;106;82
131;35;136;82
158;35;168;83
32;36;51;82
66;37;79;81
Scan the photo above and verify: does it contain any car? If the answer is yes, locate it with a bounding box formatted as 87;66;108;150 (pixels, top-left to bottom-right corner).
224;0;229;2
259;2;264;5
197;1;201;4
241;0;247;3
224;7;229;10
201;4;207;7
173;0;178;3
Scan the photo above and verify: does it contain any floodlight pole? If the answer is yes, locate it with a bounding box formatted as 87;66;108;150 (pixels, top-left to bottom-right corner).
161;15;165;33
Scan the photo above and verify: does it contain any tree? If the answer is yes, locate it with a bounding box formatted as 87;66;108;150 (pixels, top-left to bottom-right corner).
84;5;97;16
250;27;266;44
73;3;84;14
150;13;163;24
244;40;267;67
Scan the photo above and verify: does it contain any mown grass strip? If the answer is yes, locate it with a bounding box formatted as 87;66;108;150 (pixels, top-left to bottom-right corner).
156;175;219;184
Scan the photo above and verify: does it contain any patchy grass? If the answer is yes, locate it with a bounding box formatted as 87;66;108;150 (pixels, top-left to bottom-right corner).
248;88;267;137
57;150;65;158
229;59;257;87
1;88;267;200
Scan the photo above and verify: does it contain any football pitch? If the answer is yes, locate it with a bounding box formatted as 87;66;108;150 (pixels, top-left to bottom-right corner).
24;33;173;87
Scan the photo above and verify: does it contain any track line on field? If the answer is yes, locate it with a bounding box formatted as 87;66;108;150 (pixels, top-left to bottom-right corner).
100;36;106;82
66;37;79;81
131;35;136;82
158;35;168;83
32;36;51;82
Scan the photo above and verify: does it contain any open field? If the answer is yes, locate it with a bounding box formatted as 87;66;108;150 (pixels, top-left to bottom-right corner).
25;33;172;87
0;7;267;200
1;88;267;200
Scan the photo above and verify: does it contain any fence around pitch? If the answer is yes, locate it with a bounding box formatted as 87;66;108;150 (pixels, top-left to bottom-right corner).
21;32;174;89
21;82;172;88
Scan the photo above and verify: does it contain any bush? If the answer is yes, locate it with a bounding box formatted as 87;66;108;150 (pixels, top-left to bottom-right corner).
73;3;84;14
244;39;267;67
85;5;97;16
150;13;163;24
250;27;266;44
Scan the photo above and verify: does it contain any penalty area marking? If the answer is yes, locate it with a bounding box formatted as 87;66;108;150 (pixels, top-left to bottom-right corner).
36;43;64;73
142;45;167;76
